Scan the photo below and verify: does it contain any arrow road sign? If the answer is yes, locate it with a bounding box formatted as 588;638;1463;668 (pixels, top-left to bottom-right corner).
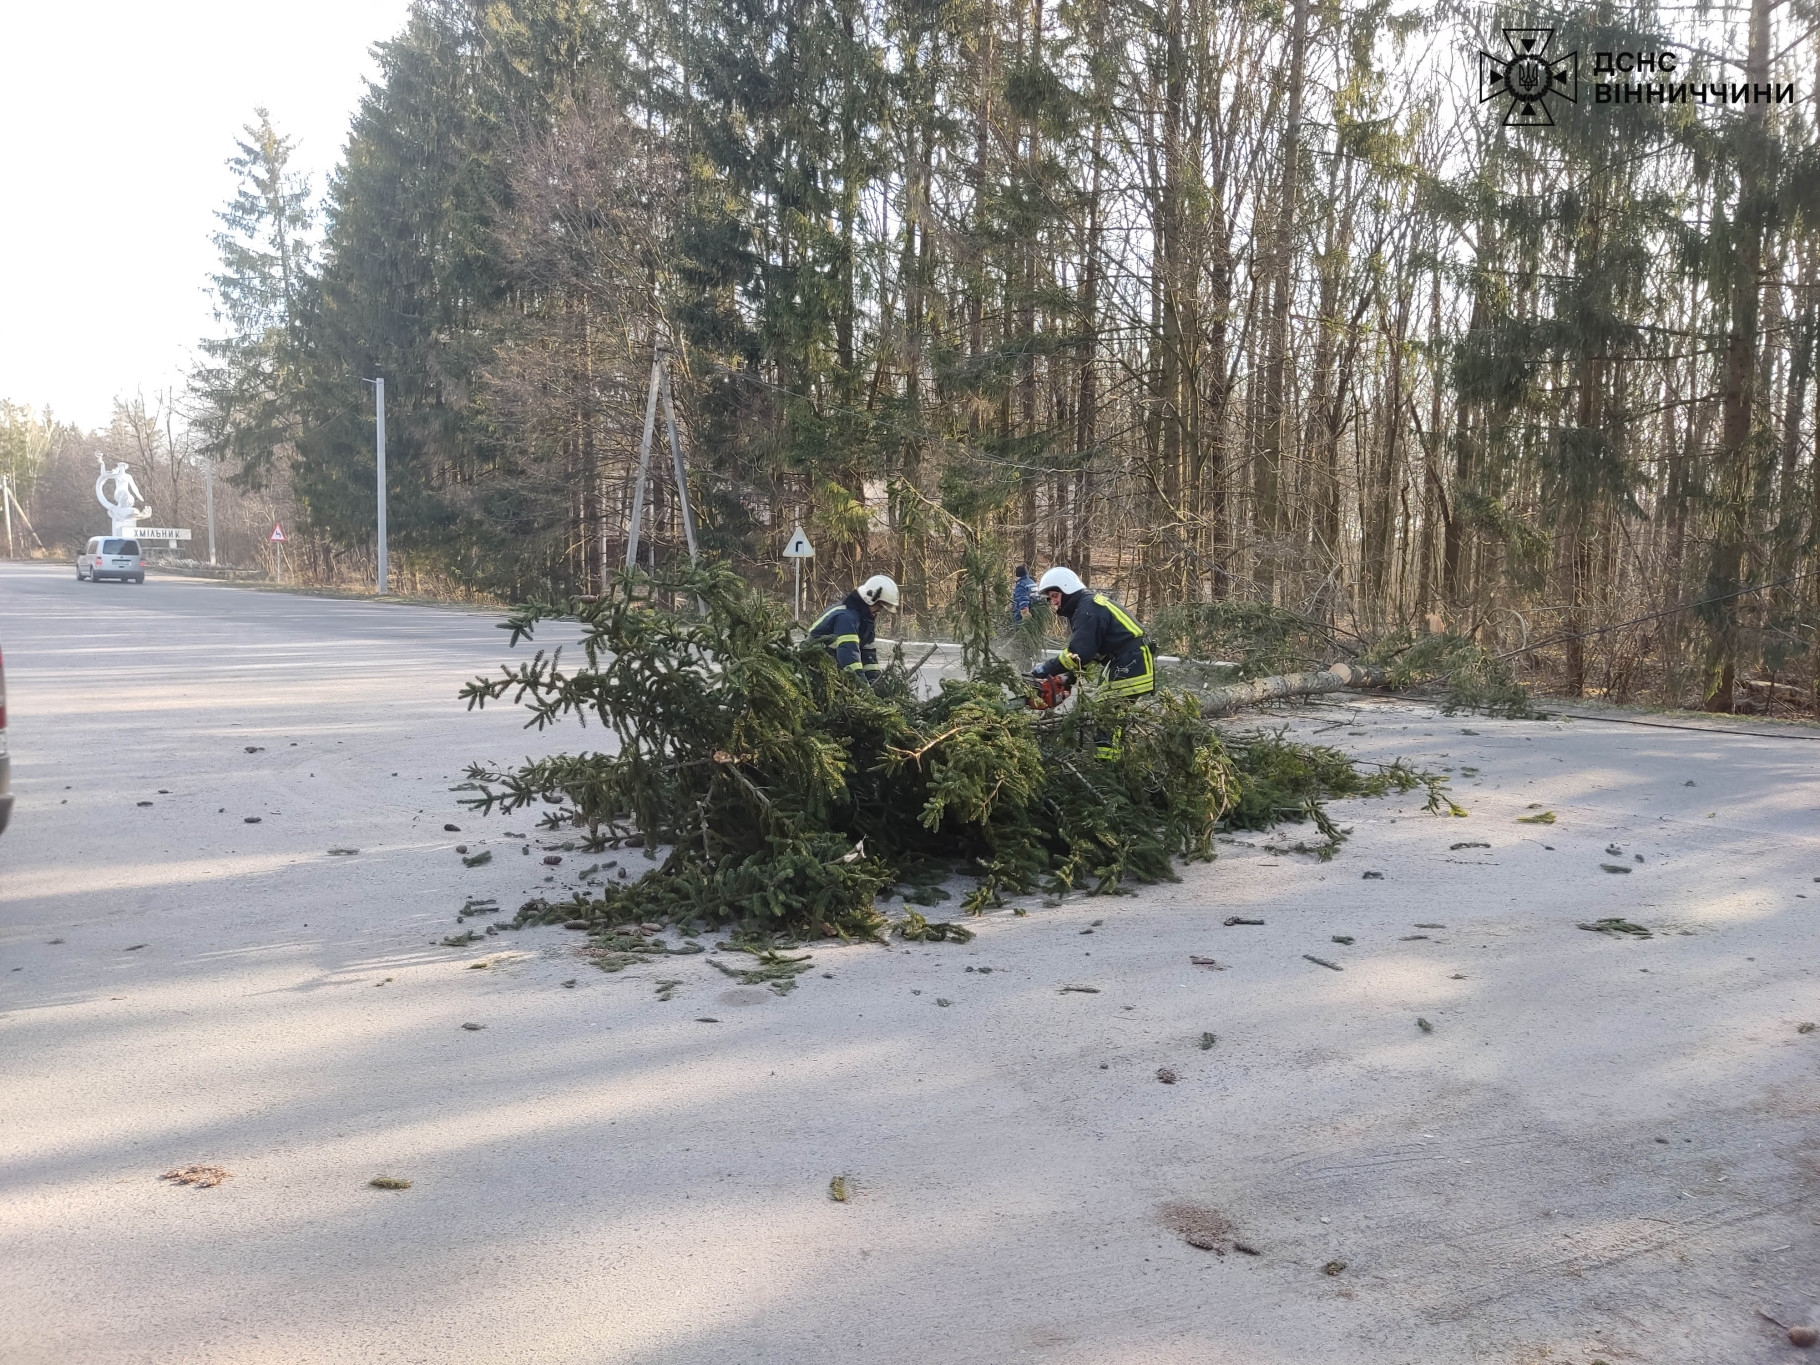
782;526;814;558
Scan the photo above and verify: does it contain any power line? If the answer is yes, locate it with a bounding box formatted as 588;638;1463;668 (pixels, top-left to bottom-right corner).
1494;570;1815;662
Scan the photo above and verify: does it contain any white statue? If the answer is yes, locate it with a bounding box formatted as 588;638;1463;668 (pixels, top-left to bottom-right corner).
95;458;150;537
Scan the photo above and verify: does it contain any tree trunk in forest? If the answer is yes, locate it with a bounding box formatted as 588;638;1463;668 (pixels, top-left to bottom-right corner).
1255;0;1308;600
1702;0;1772;713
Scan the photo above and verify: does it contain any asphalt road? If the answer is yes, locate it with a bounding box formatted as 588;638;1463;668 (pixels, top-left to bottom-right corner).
1;561;1817;1364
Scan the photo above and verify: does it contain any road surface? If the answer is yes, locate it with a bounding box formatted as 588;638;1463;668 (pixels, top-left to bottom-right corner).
1;561;1816;1364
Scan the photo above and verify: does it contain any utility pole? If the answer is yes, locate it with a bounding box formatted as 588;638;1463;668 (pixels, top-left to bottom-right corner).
625;344;700;572
204;457;218;565
364;377;388;594
2;475;13;557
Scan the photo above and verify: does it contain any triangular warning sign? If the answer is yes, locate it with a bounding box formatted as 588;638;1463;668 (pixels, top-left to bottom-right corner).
269;523;287;543
781;525;814;558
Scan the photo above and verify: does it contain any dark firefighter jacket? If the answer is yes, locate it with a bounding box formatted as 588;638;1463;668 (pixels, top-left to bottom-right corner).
1035;589;1155;698
809;591;880;679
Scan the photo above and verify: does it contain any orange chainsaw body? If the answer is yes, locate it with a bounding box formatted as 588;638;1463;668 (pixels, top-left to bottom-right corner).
1027;674;1073;710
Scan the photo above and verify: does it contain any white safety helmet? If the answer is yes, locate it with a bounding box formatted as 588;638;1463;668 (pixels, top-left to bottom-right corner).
858;574;900;610
1037;566;1086;597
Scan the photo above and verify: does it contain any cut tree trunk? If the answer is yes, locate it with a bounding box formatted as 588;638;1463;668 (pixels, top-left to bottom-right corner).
1187;662;1390;715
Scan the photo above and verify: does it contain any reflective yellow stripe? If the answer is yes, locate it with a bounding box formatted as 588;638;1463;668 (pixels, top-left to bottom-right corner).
834;633;860;646
1100;645;1155;698
811;607;842;633
1058;650;1081;671
844;661;865;671
1094;593;1144;639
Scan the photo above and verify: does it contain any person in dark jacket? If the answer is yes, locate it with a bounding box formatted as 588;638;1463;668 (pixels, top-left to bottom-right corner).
809;574;899;686
1011;564;1038;624
1030;566;1153;757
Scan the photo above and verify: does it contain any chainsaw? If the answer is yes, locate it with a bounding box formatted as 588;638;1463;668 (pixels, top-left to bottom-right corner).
1025;673;1074;711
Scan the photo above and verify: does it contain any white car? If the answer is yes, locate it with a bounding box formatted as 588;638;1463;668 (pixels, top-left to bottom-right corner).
78;537;145;583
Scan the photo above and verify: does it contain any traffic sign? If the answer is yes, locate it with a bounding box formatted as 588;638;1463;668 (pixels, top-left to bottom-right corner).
270;523;286;543
135;527;192;542
782;526;814;558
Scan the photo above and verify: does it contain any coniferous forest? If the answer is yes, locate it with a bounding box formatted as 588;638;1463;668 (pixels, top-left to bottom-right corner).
37;0;1820;710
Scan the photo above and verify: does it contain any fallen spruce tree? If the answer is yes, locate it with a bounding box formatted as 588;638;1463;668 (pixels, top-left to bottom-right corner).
458;563;1457;941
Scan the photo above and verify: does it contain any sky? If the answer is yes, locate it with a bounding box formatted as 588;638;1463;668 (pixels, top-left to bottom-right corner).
0;0;415;431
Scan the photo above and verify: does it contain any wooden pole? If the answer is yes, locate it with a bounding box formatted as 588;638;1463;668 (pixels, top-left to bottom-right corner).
626;349;663;570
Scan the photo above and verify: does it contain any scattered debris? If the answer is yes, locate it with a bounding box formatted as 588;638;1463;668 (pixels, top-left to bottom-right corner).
1450;841;1490;850
468;960;488;969
441;930;479;947
1323;1259;1347;1276
655;979;682;1001
1684;780;1695;787
370;1176;412;1190
1233;1242;1261;1256
1798;1022;1816;1034
460;1022;485;1031
1223;916;1265;927
1450;973;1466;980
1414;922;1446;928
1362;871;1385;880
124;944;146;952
243;816;262;824
1330;935;1354;945
328;847;358;856
543;855;563;866
1400;934;1430;941
561;979;577;988
695;1016;720;1023
1189;955;1228;969
1158;1201;1236;1252
244;746;264;753
376;977;392;986
444;823;461;832
1155;1066;1178;1084
1605;844;1624;856
1600;863;1632;874
136;800;152;807
1516;810;1556;824
1199;1032;1217;1050
935;997;952;1007
1303;955;1343;971
160;1165;232;1188
1417;1017;1434;1033
709;946;814;994
829;1175;850;1202
1790;1326;1817;1349
1578;917;1652;938
895;911;975;943
1059;984;1102;994
462;850;492;867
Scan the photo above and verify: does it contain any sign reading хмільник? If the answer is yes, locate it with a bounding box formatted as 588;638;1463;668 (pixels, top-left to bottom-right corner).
133;528;191;542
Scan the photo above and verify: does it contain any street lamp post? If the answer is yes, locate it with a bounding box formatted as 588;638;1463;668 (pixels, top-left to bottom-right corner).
363;377;387;595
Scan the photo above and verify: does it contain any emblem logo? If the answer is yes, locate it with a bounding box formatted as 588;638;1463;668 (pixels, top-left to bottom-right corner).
1482;28;1578;126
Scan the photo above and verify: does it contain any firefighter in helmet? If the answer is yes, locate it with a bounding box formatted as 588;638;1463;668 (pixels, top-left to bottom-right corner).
1029;567;1154;757
810;574;899;687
